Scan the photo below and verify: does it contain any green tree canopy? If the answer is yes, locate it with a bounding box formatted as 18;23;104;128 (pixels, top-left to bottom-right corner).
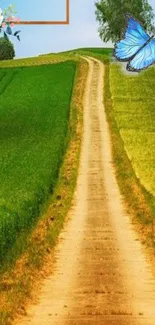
95;0;155;42
0;38;15;60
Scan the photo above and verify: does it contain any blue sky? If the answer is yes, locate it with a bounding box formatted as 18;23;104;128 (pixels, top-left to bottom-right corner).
0;0;155;58
2;0;66;21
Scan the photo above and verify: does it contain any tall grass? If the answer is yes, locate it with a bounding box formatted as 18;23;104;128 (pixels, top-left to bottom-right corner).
0;61;76;262
110;63;155;198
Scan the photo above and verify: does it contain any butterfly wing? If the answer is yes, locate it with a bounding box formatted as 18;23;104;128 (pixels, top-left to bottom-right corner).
114;15;150;61
127;38;155;71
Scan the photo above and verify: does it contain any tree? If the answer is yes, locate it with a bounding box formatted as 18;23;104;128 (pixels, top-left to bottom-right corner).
0;38;15;60
95;0;155;42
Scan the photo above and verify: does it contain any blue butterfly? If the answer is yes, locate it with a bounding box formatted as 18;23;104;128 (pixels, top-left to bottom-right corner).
114;14;155;72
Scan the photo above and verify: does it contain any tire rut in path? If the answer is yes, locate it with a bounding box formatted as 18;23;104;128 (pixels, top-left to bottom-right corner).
16;57;155;325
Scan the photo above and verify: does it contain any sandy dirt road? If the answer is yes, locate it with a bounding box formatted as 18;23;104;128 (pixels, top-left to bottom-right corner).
16;57;155;325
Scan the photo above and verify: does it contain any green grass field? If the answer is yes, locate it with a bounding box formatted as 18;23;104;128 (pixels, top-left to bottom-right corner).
0;60;76;261
110;63;155;197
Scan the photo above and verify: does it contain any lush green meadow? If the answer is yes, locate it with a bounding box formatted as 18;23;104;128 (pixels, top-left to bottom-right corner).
110;63;155;197
0;61;76;261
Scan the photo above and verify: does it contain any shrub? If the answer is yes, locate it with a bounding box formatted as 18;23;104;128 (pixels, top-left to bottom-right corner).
0;38;15;60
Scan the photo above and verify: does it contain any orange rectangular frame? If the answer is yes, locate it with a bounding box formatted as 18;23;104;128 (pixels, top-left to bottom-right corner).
15;0;69;25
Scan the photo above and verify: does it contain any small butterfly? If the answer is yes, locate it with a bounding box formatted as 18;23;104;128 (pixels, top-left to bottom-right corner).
114;14;155;72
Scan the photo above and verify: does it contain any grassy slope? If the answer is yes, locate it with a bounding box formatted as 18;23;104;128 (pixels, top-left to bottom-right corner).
0;54;78;68
58;47;113;64
39;48;113;64
0;61;76;262
0;56;89;325
110;63;155;200
42;47;112;56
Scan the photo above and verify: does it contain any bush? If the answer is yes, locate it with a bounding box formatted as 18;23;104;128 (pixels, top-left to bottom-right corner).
0;38;15;61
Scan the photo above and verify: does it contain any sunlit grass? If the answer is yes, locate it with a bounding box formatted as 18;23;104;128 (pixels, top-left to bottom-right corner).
110;63;155;196
0;54;78;68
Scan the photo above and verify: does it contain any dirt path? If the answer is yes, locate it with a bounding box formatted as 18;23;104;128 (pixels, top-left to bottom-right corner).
16;57;155;325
